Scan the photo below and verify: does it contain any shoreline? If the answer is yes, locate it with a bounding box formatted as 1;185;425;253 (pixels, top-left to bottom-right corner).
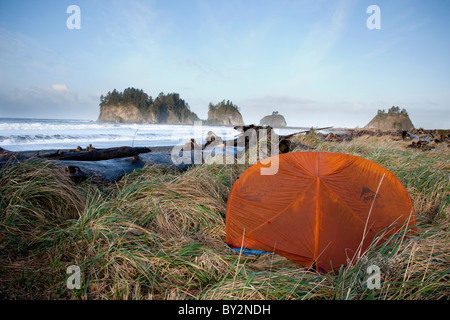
4;125;450;157
8;126;450;157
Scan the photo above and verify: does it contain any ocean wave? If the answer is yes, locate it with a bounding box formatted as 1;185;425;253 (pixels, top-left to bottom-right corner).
0;120;239;133
0;122;144;131
0;133;188;145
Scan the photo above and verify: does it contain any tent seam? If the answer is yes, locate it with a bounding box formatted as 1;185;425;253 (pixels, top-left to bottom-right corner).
313;152;321;263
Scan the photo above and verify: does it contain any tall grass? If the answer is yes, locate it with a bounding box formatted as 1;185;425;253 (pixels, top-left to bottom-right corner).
0;134;448;299
0;158;85;247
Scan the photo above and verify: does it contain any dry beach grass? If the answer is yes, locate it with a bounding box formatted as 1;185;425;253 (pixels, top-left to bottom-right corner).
0;132;448;300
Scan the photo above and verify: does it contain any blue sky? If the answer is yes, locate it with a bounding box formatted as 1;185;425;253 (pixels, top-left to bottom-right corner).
0;0;448;128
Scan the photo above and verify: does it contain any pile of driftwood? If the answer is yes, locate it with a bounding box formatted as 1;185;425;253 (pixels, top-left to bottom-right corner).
403;129;450;151
206;124;319;152
315;128;450;151
227;126;450;152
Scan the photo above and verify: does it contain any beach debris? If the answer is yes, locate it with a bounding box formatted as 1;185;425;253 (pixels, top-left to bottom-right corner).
203;131;223;149
231;125;276;149
71;144;96;152
40;146;151;161
289;141;315;151
408;140;435;151
56;151;199;184
181;138;202;151
231;124;319;154
312;128;450;151
401;129;450;151
323;132;351;142
60;146;150;161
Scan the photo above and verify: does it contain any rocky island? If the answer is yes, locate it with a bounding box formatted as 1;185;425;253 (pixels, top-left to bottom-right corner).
97;88;245;126
365;106;414;130
205;100;244;126
97;88;200;124
259;111;287;127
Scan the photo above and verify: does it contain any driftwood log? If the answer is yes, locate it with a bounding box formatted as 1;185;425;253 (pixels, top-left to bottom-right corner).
41;146;151;161
53;152;185;183
0;146;246;184
0;146;152;183
54;147;246;183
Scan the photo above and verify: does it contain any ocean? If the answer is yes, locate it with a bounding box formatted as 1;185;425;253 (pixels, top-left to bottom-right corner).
0;118;308;152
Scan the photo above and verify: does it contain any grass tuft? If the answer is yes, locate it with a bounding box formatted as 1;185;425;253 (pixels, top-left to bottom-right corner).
0;134;448;299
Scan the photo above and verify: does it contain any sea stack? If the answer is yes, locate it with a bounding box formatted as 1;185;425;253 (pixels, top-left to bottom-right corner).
365;107;414;130
206;100;244;125
259;111;287;127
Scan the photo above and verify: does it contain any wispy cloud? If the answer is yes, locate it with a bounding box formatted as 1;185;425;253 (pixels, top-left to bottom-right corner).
0;84;98;119
291;0;353;69
243;95;315;108
363;6;430;59
0;28;69;83
96;0;171;55
177;57;225;81
52;84;69;91
8;84;79;105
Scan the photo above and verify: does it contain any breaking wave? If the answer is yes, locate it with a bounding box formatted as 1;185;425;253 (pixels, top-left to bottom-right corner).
0;118;240;151
0;118;305;152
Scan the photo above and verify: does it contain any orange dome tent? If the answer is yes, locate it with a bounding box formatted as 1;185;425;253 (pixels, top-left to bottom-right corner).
226;151;416;272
